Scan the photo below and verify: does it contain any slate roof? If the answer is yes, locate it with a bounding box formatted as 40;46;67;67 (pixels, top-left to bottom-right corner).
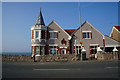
64;29;76;35
35;9;45;26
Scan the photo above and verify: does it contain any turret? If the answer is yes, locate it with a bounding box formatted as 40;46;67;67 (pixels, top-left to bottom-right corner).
31;9;47;58
31;9;47;43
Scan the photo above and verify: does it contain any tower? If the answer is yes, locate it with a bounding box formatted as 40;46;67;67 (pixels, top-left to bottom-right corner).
31;9;47;57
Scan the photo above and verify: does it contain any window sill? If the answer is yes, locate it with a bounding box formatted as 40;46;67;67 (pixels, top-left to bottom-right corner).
84;38;91;39
41;39;46;40
50;38;57;39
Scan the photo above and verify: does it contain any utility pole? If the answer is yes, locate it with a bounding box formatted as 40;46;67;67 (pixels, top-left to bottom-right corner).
79;0;82;28
79;0;83;61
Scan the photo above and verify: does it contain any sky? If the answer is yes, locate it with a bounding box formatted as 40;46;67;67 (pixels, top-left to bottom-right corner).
2;2;118;53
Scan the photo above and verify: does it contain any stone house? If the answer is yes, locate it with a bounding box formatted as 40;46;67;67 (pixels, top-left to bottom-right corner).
31;10;120;59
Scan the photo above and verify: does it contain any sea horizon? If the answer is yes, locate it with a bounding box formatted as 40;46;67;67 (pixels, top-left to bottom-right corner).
1;52;31;55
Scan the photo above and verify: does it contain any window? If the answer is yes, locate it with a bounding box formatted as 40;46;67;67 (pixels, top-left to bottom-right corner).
50;32;57;39
84;33;86;38
36;31;39;38
76;46;81;54
82;31;92;39
50;46;57;54
90;46;97;54
87;32;90;38
35;46;39;55
61;39;67;45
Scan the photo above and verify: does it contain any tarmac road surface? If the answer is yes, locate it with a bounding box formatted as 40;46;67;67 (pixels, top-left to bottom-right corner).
2;60;120;78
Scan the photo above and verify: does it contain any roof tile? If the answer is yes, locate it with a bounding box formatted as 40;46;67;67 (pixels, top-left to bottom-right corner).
114;26;120;31
64;29;76;35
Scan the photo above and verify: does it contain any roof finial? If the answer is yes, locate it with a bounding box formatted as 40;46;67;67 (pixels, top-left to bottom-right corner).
40;8;41;12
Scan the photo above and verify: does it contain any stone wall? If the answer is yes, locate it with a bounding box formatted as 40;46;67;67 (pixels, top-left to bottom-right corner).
2;55;33;62
2;54;76;62
97;52;118;60
35;54;76;62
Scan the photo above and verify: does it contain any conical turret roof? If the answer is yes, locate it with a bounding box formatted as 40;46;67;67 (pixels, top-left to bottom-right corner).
35;9;45;26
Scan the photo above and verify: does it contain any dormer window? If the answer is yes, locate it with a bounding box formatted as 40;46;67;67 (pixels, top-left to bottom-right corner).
82;31;92;39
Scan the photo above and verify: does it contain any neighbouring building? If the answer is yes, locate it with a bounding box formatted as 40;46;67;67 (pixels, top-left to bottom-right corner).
31;10;120;59
110;26;120;59
110;26;120;42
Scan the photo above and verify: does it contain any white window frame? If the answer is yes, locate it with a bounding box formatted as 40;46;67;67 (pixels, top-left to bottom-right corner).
61;49;66;54
35;30;39;39
76;45;81;54
49;31;58;39
49;46;57;54
90;44;98;54
82;31;91;39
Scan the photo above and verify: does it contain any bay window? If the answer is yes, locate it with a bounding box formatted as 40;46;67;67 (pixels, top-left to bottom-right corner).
50;46;57;54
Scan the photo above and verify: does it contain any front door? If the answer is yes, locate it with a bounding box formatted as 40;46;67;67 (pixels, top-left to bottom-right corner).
61;49;66;54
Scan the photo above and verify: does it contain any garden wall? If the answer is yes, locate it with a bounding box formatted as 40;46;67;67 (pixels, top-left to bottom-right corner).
97;52;118;60
2;54;76;62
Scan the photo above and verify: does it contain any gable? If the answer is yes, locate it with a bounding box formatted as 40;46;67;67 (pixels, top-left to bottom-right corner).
110;26;120;37
73;21;103;37
47;21;71;40
74;21;104;39
110;26;120;42
72;21;104;46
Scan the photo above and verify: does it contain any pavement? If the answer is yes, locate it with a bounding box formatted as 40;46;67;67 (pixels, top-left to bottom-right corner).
2;60;120;78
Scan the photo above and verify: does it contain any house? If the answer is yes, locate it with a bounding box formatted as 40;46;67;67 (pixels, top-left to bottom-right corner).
31;10;71;56
110;26;120;59
31;10;120;59
71;21;120;58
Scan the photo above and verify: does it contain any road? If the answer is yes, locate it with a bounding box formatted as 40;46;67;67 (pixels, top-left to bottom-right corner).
2;61;120;78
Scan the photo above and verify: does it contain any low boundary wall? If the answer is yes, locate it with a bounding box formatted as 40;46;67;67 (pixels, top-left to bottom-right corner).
97;52;118;60
2;54;76;62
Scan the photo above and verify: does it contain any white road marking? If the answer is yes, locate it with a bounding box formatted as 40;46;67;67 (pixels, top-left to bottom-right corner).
33;69;70;71
106;67;119;69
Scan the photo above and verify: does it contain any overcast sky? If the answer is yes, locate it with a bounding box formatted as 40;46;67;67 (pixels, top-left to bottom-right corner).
2;2;118;53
